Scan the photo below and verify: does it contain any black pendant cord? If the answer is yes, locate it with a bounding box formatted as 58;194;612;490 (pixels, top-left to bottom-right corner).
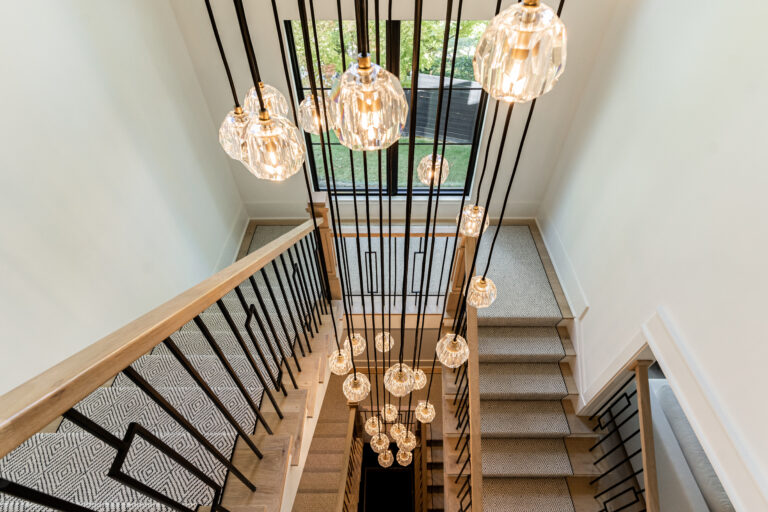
386;0;394;387
232;0;265;112
362;152;381;427
472;101;500;204
204;0;239;107
296;0;355;366
451;103;514;335
269;0;337;345
413;0;457;373
480;0;567;278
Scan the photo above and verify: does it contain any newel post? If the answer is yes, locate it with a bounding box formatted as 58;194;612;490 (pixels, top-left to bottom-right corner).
307;192;342;299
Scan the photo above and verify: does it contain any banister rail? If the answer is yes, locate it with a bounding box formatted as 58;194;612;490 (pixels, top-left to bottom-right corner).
338;404;362;512
0;218;321;459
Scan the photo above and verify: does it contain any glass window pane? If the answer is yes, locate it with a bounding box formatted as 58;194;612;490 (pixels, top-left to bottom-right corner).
313;144;387;192
397;140;472;191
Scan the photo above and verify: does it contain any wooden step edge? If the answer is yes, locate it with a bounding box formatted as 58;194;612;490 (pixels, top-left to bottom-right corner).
443;469;469;512
560;361;578;395
222;434;293;510
566;437;601;477
562;399;599;438
567;476;601;512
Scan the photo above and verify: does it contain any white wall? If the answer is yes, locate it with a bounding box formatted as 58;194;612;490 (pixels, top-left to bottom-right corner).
537;0;768;508
172;0;612;220
0;1;247;395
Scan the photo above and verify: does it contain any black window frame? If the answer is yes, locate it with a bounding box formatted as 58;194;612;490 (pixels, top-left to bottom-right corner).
284;19;489;197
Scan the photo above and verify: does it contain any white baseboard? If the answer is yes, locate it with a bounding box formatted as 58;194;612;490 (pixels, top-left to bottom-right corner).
645;307;768;512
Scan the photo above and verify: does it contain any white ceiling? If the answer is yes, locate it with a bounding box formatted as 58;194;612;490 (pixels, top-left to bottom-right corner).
170;0;619;220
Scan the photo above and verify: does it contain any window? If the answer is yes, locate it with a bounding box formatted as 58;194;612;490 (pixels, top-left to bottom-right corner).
286;19;489;196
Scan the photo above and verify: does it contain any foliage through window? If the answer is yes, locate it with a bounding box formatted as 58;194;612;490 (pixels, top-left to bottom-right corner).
287;19;488;195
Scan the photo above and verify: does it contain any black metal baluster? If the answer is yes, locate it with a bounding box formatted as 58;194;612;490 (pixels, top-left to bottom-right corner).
305;233;329;312
251;274;303;373
217;298;284;418
0;478;97;512
290;245;322;328
162;338;263;457
280;253;314;336
300;237;325;315
308;232;331;309
292;261;317;334
194;316;273;434
297;239;323;319
271;260;311;354
235;286;285;393
248;292;299;389
122;367;257;491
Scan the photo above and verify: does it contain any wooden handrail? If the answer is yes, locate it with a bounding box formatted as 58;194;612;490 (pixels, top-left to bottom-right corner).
0;218;320;459
633;360;660;512
463;236;484;511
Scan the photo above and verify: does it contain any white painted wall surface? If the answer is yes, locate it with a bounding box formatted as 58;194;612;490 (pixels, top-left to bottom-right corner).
0;1;247;395
171;0;613;220
537;0;768;508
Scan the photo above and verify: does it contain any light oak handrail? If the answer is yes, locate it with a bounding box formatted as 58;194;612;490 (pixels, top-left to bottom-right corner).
633;360;660;512
0;218;320;459
463;236;483;511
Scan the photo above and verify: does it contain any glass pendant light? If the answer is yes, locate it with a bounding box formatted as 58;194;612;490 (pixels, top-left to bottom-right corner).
219;107;252;162
417;154;450;187
396;449;413;466
375;331;394;352
244;82;289;116
473;0;567;102
370;432;390;454
328;348;353;376
384;363;415;397
298;92;333;134
381;403;398;422
466;275;498;308
329;55;408;151
415;400;436;423
457;205;489;237
243;111;305;181
436;333;470;368
397;430;417;452
365;415;383;436
378;449;394;468
343;333;366;357
343;372;371;402
389;422;406;442
413;368;427;391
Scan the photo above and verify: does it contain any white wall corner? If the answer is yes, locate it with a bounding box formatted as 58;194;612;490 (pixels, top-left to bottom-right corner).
644;307;768;512
214;202;249;271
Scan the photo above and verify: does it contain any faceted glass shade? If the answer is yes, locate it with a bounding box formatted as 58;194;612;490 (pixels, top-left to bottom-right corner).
436;333;470;368
365;415;383;436
329;59;408;151
219;108;251;162
375;331;394;352
381;403;398;422
298;92;332;134
389;422;406;442
397;431;417;452
328;348;352;376
473;0;567;103
417;154;449;187
244;82;289;116
342;372;371;402
384;363;415;397
413;368;427;391
378;449;394;468
457;205;489;238
243;115;305;181
370;433;390;454
467;276;498;309
396;449;413;466
415;400;436;423
343;333;366;356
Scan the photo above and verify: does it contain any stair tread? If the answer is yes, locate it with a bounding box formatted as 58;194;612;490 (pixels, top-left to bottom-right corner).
479;363;567;400
481;438;572;477
482;477;575;512
478;327;564;362
480;400;569;437
291;492;339;511
304;452;346;471
297;471;341;493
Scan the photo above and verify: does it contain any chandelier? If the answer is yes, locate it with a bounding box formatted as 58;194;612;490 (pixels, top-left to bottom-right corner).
384;363;415;397
328;348;352;376
298;92;332;134
458;205;489;237
342;372;370;402
436;333;470;368
417;154;450;187
473;0;567;102
467;276;498;308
